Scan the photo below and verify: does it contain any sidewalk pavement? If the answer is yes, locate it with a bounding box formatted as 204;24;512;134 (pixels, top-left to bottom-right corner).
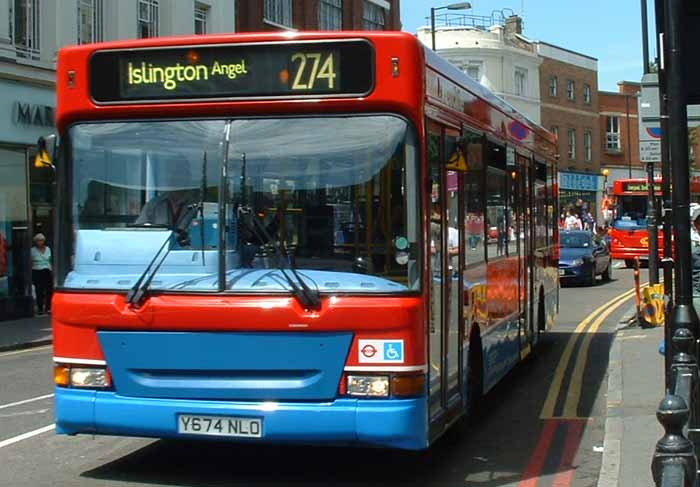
600;323;665;487
0;315;52;352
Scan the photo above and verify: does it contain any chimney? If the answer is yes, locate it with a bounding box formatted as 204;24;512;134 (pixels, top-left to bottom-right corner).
504;15;523;37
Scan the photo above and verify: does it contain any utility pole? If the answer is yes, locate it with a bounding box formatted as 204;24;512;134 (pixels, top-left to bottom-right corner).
665;0;699;339
642;0;659;285
654;0;674;389
641;0;650;74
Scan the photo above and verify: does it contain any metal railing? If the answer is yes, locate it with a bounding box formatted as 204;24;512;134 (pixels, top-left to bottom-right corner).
426;10;512;31
652;328;700;487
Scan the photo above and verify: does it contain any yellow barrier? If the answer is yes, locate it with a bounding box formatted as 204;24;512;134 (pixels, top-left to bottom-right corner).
640;283;665;327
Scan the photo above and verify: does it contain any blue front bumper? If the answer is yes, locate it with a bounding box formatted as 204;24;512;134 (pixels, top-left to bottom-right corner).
55;388;428;450
559;263;592;281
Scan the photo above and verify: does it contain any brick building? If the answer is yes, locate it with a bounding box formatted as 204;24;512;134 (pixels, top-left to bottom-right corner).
604;77;700;185
599;82;641;184
237;0;400;32
536;42;601;214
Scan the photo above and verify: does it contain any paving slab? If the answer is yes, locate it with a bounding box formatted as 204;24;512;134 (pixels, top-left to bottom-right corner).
602;325;665;487
0;315;52;352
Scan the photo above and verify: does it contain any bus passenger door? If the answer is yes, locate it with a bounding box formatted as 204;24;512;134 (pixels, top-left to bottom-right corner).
427;123;463;425
427;124;444;420
517;155;533;354
444;129;463;409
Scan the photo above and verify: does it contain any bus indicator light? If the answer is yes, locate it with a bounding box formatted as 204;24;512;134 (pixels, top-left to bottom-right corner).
279;69;290;85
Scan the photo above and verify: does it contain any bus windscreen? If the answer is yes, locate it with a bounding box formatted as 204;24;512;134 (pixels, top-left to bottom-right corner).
614;195;648;229
90;40;374;102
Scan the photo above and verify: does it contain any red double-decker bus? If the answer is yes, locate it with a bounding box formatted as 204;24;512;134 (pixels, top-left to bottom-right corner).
50;31;558;449
609;177;700;267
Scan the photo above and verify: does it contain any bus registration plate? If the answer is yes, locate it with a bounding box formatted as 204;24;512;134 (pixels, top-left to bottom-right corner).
178;414;262;438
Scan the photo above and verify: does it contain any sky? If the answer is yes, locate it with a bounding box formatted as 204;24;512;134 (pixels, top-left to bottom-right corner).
399;0;657;92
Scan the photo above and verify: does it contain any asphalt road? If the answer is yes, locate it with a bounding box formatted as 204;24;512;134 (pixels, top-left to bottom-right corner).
0;264;639;487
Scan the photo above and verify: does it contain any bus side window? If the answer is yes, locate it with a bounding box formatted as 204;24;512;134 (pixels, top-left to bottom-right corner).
462;132;485;265
486;141;507;261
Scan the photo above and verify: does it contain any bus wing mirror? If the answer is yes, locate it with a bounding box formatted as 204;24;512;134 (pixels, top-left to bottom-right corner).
35;134;58;170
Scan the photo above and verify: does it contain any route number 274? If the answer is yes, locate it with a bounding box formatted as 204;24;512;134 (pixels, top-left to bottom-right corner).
290;52;337;91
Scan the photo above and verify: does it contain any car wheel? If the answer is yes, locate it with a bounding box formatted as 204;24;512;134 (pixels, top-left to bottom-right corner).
625;259;635;269
602;260;612;282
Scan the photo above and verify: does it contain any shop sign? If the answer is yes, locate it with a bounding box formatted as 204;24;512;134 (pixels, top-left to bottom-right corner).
13;102;55;128
559;172;599;192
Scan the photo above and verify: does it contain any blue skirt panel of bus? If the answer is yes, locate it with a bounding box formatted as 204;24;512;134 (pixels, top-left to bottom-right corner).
54;388;429;450
480;316;521;393
97;331;353;402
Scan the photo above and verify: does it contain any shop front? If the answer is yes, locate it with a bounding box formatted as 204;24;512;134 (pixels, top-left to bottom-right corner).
0;77;55;320
559;171;601;225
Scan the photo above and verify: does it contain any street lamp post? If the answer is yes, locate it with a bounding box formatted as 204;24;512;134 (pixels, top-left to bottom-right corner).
430;2;472;51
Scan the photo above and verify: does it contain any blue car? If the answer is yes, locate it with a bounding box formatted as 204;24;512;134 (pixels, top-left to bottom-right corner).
559;230;613;286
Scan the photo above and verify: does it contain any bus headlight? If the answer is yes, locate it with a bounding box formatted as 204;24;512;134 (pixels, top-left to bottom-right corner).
347;375;390;397
70;368;110;388
54;365;111;389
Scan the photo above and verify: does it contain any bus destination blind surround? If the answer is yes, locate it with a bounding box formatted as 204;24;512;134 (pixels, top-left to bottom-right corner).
90;41;374;102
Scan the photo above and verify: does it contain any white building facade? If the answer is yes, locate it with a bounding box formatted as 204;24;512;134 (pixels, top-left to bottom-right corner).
0;0;236;320
417;16;542;124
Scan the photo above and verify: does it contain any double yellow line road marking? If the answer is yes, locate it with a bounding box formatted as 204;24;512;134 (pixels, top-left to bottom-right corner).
540;284;648;419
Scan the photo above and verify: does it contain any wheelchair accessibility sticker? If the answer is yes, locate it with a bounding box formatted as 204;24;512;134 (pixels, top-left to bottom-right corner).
358;339;404;363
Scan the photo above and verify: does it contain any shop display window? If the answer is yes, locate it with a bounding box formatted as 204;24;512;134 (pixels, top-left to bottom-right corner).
0;148;30;301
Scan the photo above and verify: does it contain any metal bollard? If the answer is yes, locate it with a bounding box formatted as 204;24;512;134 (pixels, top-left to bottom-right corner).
652;395;697;487
670;328;700;457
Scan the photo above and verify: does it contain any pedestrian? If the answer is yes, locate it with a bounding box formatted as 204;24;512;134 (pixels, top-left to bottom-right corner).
31;233;53;315
601;192;614;225
574;198;584;219
691;203;700;295
582;203;595;231
565;209;582;230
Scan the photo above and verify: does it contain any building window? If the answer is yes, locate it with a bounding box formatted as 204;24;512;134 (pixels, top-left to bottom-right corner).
584;130;592;161
514;68;527;96
549;76;558;97
568;128;576;159
137;0;159;38
552;126;559;155
77;0;103;44
363;1;386;30
567;80;575;100
606;116;621;151
264;0;293;28
319;0;342;30
464;61;482;81
583;84;591;104
194;3;208;34
12;0;40;60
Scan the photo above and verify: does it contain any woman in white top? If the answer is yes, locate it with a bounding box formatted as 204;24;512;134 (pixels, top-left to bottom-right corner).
30;233;53;315
564;210;583;230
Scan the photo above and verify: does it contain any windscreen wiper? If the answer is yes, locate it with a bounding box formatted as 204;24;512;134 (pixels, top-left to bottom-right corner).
126;205;201;307
238;206;321;310
125;231;173;307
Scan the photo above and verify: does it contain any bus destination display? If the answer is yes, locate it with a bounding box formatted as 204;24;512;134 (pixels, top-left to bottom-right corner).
621;182;662;193
90;41;374;102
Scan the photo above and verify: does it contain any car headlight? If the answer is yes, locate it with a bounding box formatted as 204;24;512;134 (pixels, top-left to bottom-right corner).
572;258;585;266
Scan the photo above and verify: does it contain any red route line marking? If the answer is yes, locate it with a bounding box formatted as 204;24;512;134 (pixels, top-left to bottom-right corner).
517;419;558;487
517;419;586;487
552;420;585;487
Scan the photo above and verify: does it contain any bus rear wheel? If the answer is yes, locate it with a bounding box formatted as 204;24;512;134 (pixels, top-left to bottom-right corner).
624;259;635;269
